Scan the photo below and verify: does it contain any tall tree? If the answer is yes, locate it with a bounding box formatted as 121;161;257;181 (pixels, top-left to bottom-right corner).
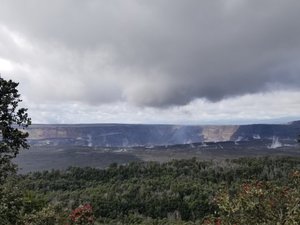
0;77;31;183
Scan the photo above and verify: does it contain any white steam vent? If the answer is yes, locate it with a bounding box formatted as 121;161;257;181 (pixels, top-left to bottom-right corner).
268;136;282;149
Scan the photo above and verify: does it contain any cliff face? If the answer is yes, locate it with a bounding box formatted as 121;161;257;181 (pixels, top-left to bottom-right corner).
231;123;300;141
27;124;204;147
202;126;239;142
26;121;300;147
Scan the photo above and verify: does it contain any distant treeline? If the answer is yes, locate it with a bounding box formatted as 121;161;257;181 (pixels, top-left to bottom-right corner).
1;156;300;224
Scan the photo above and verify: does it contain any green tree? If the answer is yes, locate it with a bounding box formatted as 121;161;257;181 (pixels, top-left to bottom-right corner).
0;178;24;225
0;77;31;183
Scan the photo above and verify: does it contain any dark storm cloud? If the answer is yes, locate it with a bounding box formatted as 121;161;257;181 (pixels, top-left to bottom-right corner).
0;0;300;106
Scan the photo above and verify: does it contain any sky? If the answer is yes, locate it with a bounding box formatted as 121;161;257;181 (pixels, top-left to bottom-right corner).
0;0;300;125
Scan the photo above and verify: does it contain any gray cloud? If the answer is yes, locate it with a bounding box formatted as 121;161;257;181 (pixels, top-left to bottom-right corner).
22;90;300;124
0;0;300;107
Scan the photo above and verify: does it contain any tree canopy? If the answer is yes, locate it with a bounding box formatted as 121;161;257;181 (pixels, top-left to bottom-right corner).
0;76;31;183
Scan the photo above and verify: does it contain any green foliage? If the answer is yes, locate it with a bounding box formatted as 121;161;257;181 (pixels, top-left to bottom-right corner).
0;77;32;224
21;205;66;225
0;178;24;225
16;157;300;224
0;77;31;183
22;191;47;215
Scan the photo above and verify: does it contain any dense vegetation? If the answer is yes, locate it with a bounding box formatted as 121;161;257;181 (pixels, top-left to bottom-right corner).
1;156;300;224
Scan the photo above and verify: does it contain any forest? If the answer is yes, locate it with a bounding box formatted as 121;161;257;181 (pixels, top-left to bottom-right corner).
1;156;300;225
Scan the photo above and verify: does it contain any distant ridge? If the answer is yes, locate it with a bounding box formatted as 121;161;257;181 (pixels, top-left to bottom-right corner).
26;120;300;147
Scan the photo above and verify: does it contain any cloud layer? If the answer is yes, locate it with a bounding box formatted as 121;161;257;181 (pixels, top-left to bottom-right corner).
22;90;300;124
0;0;300;123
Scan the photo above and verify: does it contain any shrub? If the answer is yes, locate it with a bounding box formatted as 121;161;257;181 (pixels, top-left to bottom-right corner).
69;204;95;225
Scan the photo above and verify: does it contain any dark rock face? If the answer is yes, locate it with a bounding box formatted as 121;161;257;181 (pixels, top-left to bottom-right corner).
231;123;300;141
26;121;300;147
27;124;204;147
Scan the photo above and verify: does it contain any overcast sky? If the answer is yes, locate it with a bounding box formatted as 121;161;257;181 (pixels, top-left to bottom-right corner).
0;0;300;124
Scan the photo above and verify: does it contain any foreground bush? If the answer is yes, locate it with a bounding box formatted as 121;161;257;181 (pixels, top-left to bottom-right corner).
69;204;95;225
206;170;300;224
